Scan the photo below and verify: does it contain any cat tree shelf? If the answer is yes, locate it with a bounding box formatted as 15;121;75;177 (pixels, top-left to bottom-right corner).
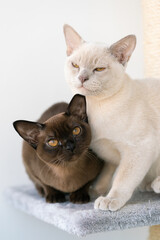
4;185;160;236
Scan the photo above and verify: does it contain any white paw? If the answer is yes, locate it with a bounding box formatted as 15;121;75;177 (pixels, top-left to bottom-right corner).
151;177;160;193
94;196;123;211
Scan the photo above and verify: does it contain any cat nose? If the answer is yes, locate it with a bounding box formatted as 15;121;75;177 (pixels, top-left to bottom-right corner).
78;75;89;83
66;140;75;152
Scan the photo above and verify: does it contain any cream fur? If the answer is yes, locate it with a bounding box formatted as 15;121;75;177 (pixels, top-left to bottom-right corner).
64;25;160;211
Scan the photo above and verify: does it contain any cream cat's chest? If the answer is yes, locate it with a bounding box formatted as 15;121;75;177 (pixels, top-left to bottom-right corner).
87;107;121;164
87;100;123;141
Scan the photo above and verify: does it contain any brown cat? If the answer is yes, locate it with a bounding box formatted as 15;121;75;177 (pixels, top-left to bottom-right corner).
13;94;103;204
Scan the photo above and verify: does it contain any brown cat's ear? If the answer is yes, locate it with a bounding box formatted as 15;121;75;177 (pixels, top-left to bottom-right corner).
109;35;136;66
13;120;45;149
63;24;84;56
66;94;88;122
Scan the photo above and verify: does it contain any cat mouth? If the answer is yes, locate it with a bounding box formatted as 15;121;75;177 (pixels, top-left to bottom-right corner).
77;86;93;96
77;84;89;92
76;84;100;96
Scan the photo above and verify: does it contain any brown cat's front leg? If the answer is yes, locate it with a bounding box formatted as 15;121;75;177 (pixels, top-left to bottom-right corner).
69;182;91;204
44;185;66;203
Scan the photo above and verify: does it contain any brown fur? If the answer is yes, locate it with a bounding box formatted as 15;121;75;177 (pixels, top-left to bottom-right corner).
13;95;103;203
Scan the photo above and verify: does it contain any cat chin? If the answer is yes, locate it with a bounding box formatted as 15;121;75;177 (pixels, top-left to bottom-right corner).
77;87;89;95
72;86;97;96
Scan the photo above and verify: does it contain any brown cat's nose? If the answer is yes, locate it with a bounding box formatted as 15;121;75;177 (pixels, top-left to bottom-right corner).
66;140;75;152
78;75;89;83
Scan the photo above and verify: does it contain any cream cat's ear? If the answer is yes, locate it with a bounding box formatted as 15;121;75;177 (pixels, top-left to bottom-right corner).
109;35;136;66
63;24;84;56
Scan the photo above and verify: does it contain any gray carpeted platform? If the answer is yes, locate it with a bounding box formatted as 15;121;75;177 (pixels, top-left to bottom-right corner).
4;185;160;236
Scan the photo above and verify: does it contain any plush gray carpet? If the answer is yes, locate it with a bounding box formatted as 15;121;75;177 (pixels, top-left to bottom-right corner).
4;185;160;236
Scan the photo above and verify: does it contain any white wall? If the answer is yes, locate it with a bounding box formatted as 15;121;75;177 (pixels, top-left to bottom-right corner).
0;0;148;239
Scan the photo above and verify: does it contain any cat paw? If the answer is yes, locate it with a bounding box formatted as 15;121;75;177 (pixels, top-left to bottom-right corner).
46;193;66;203
94;196;124;211
70;192;90;204
151;177;160;193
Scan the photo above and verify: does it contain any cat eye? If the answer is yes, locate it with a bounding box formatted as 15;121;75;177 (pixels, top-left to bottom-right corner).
72;127;81;136
94;67;106;72
72;62;79;69
48;139;59;147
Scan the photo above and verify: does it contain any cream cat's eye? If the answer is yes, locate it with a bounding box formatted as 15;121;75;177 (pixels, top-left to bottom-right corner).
72;62;79;69
73;127;81;136
48;139;59;147
94;67;106;72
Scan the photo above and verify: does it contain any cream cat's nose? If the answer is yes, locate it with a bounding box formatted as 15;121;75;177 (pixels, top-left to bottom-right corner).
78;75;89;83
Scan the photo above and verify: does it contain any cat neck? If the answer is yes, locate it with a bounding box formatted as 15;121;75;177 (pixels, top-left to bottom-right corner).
86;73;131;103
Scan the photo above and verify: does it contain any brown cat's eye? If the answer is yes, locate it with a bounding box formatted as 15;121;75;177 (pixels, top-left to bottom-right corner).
72;62;79;69
48;139;59;147
73;127;81;136
94;67;106;72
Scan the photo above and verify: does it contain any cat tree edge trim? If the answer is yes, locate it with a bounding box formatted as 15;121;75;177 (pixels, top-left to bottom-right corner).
4;185;160;237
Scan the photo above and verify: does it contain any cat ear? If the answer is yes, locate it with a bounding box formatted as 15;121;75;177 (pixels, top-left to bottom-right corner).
109;35;136;66
66;94;88;122
63;24;84;56
13;120;45;149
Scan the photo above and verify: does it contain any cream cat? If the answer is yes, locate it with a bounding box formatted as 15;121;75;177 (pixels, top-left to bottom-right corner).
63;24;160;211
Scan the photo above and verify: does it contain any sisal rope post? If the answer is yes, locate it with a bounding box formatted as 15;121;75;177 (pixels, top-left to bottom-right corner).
142;0;160;79
148;226;160;240
142;0;160;239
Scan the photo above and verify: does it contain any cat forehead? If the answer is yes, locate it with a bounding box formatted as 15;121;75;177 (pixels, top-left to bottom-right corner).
44;113;80;129
71;43;111;60
45;113;67;126
68;43;113;68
